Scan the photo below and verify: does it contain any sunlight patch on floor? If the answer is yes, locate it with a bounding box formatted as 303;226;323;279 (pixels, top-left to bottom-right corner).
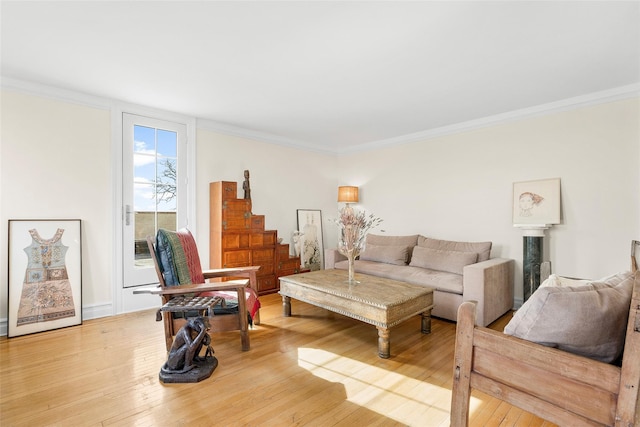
298;347;482;426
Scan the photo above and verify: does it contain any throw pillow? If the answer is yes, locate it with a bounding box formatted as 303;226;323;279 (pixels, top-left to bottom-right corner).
366;234;418;247
360;244;411;265
155;229;179;286
409;246;478;275
417;236;492;262
504;271;634;363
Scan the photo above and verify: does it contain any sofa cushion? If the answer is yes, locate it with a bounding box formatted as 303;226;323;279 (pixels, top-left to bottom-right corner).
334;259;463;294
360;243;411;265
504;271;634;363
409;246;478;275
417;236;492;262
366;234;419;247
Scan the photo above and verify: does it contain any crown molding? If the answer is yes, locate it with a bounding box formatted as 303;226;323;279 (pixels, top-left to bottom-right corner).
1;76;114;111
196;119;338;156
3;77;638;156
344;83;640;154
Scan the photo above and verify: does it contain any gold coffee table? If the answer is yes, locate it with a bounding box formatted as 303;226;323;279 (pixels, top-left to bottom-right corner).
279;269;434;358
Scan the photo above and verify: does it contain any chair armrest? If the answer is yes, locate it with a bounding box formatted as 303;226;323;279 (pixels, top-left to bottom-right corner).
202;265;260;278
136;281;249;296
462;258;514;326
132;285;162;295
325;249;347;269
202;265;260;292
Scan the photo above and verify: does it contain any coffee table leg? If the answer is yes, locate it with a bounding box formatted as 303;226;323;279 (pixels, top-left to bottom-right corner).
421;309;432;334
282;295;291;317
377;327;390;359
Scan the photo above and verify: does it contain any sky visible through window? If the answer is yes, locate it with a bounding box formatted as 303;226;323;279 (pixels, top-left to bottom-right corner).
133;125;177;213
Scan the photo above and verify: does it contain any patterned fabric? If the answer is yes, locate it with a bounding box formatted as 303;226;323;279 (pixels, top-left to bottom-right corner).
18;228;76;325
176;229;204;284
155;229;179;285
155;228;261;321
156;229;192;285
200;288;261;319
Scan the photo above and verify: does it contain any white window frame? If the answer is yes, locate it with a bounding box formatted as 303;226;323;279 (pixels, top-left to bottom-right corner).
111;104;196;315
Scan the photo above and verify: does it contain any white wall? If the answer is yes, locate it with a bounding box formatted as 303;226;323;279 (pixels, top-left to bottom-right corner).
1;86;638;332
194;126;338;265
339;98;640;304
1;90;113;323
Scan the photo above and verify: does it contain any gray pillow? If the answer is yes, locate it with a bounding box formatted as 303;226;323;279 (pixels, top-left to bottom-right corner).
409;246;478;274
417;236;492;262
504;271;634;363
360;244;411;265
366;234;418;247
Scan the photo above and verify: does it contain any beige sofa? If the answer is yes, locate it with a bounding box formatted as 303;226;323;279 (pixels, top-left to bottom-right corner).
324;234;514;327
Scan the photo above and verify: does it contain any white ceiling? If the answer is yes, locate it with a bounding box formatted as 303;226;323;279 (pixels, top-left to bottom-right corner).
2;1;639;154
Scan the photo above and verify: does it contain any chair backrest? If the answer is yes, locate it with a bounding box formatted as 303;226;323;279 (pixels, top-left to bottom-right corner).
147;228;205;287
632;240;639;272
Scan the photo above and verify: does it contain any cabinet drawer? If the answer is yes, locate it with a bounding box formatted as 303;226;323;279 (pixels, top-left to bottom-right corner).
249;233;264;247
277;244;291;257
223;218;249;230
258;262;274;275
264;231;276;245
257;275;277;293
250;215;264;230
250;232;276;247
222;250;251;267
252;248;274;262
279;258;299;271
222;233;249;249
222;200;251;230
220;181;237;200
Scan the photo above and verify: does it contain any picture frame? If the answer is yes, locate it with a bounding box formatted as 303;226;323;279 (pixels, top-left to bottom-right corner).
512;178;561;225
8;219;82;337
296;209;324;271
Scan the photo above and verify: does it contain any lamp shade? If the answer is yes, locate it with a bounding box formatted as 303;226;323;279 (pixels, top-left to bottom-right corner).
338;186;359;203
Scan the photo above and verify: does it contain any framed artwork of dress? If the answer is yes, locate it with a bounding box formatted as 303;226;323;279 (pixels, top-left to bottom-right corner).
296;209;324;271
8;219;82;337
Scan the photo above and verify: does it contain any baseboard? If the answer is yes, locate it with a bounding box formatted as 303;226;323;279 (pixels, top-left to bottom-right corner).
0;303;114;337
513;297;524;310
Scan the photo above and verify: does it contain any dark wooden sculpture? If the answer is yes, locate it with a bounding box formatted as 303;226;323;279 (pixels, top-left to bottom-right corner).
159;316;218;383
243;169;251;200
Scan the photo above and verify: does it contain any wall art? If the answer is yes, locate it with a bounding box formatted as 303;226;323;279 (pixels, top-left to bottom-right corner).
8;219;82;337
512;178;561;225
296;209;324;271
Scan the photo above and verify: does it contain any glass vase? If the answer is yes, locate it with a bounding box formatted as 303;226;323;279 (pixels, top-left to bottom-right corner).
347;251;356;283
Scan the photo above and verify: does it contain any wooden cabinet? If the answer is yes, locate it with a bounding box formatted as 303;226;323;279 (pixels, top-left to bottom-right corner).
210;181;301;295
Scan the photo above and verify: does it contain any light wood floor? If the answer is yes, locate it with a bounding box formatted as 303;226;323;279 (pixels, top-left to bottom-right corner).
0;293;557;427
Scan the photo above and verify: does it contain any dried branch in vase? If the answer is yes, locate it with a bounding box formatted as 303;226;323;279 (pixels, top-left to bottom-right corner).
334;206;383;258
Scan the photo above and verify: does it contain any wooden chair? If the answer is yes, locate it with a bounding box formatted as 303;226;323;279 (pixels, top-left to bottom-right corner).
450;243;640;426
135;229;261;352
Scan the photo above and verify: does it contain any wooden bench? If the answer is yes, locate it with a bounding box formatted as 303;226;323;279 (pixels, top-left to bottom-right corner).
451;259;639;425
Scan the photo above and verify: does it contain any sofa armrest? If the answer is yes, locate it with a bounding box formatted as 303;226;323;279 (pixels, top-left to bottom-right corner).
463;258;514;327
324;249;347;269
